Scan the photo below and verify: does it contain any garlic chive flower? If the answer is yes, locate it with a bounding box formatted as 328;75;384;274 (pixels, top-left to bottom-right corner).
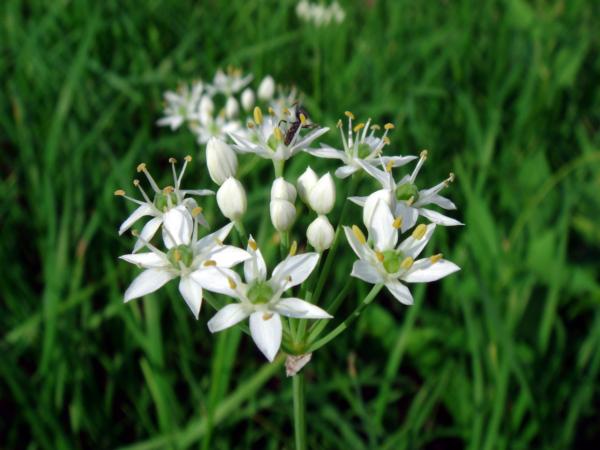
306;112;416;178
208;67;253;97
157;81;204;130
206;137;238;186
230;106;329;162
216;177;247;222
195;240;332;361
345;201;460;305
190;112;241;145
257;75;275;101
307;215;335;252
115;157;213;252
351;151;462;232
120;209;251;319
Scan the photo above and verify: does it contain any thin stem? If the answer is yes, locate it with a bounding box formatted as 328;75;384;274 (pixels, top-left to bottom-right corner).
307;284;383;353
234;221;248;247
293;372;307;450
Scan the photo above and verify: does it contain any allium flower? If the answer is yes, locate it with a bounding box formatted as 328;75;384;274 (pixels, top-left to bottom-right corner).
206;138;238;186
296;166;319;203
351;151;462;232
208;68;253;97
241;88;255;111
345;201;460;305
157;81;204;130
120;209;251;319
115;157;213;252
216;177;247;222
196;240;332;361
229;106;329;162
307;215;334;252
191;113;241;144
257;75;275;101
307;112;416;178
296;0;345;26
307;172;336;214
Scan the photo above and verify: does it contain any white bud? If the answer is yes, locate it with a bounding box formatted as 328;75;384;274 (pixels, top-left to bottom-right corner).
258;75;275;100
363;189;394;230
241;88;255;111
270;199;296;232
217;177;247;222
271;177;297;203
307;215;334;252
308;172;336;214
297;166;318;204
199;95;214;122
225;96;239;119
206;137;238;185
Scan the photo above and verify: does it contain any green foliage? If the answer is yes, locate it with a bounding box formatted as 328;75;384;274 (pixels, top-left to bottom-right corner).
2;0;600;448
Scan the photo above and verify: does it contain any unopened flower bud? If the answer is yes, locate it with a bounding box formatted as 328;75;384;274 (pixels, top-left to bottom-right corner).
307;215;334;252
363;189;394;230
297;166;318;204
271;177;297;203
270;199;296;232
258;75;275;101
241;88;255;110
199;95;214;122
206;138;238;185
225;96;239;119
217;177;247;221
308;172;335;214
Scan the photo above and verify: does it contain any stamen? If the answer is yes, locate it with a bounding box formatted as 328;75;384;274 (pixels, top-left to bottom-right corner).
262;312;273;320
299;113;307;125
133;179;152;204
163;186;174;194
407;196;415;206
400;256;414;270
409;150;428;183
385;160;394;172
268;107;275;116
371;124;381;131
247;121;255;129
169;157;177;164
136;163;146;173
336;119;343;128
176;156;192;189
412;224;427;240
172;248;181;262
114;189;125;196
283;108;290;116
137;163;161;192
227;277;237;289
430;253;443;263
248;238;258;251
353;123;365;133
289;240;298;256
214;238;223;246
253;106;263;125
392;217;402;229
191;207;203;217
344;111;355;120
375;251;384;262
131;230;139;237
383;136;391;145
274;127;283;141
384;123;394;130
184;155;192;162
203;260;217;267
351;225;367;245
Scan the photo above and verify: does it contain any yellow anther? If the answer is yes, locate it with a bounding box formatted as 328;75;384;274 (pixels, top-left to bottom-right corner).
344;111;355;120
336;119;343;128
262;312;274;320
385;160;394;172
168;157;177;164
384;123;394;130
163;186;174;194
353;123;365;132
430;253;443;264
253;106;263;125
136;163;146;173
448;172;455;183
352;225;366;245
268;107;275;115
407;195;415;206
299;113;307;125
131;230;139;237
289;240;298;256
114;189;125;196
248;238;258;251
392;217;403;229
283;107;290;116
133;179;140;186
371;124;381;130
375;251;384;262
383;136;391;145
184;155;192;162
227;277;237;290
203;260;216;267
172;249;181;262
191;206;203;217
420;149;428;159
274;127;283;141
412;224;428;240
247;121;255;129
400;256;414;270
214;238;223;246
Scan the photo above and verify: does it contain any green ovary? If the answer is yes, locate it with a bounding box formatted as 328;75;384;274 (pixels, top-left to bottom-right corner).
154;192;178;211
167;245;194;267
395;183;419;202
247;281;274;305
357;142;372;159
382;249;402;274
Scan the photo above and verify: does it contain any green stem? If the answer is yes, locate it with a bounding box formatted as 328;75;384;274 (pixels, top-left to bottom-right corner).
273;159;285;178
307;284;383;353
234;221;248;247
293;372;307;450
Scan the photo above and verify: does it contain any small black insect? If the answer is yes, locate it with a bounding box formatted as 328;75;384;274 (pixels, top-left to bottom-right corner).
282;104;315;145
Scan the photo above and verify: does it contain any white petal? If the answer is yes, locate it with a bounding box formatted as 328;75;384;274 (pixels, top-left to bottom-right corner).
420;194;456;210
368;200;397;251
306;146;346;160
385;280;414;305
291;127;330;152
119;252;166;268
119;204;154;235
195;222;235;253
162;206;193;249
271;253;319;288
208;245;251;268
273;298;332;319
343;226;369;260
403;259;460;283
349;195;367;207
133;217;163;252
358;159;394;190
334;165;358;179
419;209;463;226
244;238;267;283
207;303;250;333
397;223;436;259
249;311;282;362
351;260;384;284
379;155;418;168
178;276;204;319
190;267;242;298
124;269;176;302
394;203;419;233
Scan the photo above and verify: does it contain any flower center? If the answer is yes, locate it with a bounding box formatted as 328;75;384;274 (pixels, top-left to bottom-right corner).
395;183;419;202
167;245;194;268
154;191;178;211
247;281;274;305
381;249;402;274
357;142;372;159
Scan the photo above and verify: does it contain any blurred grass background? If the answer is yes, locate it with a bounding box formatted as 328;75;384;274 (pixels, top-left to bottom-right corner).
2;0;600;448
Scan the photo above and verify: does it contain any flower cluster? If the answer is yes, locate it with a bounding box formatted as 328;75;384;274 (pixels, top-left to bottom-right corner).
117;67;462;366
296;0;345;26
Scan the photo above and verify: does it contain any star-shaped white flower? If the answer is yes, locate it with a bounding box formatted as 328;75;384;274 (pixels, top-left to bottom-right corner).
120;209;251;319
306;112;416;178
229;106;329;162
190;113;242;145
115;157;213;252
344;200;460;305
350;151;462;232
207;68;253;97
157;81;204;130
194;239;332;361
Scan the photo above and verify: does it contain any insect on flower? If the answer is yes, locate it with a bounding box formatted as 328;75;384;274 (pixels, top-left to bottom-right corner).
281;104;316;145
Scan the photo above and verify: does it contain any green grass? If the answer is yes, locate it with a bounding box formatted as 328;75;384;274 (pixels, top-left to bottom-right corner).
2;0;600;448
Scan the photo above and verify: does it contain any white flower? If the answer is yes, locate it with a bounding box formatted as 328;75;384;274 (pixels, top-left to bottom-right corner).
257;75;275;101
271;177;297;203
307;215;334;252
241;88;255;110
296;166;318;203
157;81;204;130
306;112;416;178
115;157;213;252
225;96;239;119
270;199;296;232
191;113;241;144
296;0;345;26
350;151;462;232
195;242;331;361
198;95;215;123
206;137;238;185
216;177;247;222
307;172;336;214
208;68;253;97
344;200;460;305
120;212;251;319
229;106;329;162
